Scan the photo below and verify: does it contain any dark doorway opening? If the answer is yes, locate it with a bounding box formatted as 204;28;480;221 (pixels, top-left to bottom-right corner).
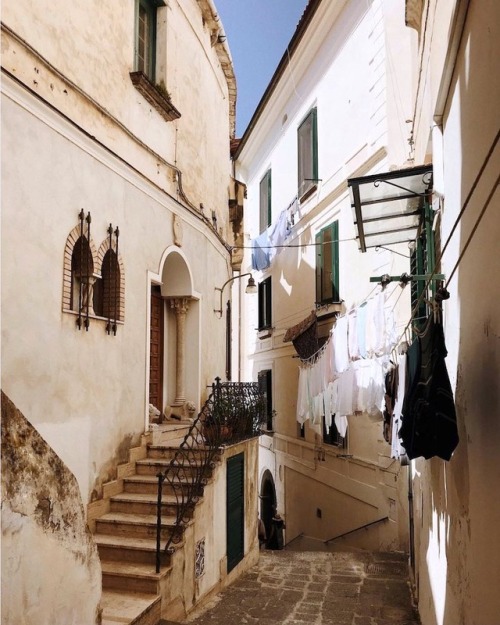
260;470;276;547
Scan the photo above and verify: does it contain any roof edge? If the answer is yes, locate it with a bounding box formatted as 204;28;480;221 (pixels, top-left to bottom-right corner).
233;0;322;159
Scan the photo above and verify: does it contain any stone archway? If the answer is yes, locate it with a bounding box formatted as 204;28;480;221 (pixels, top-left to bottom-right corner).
154;248;200;418
260;470;277;547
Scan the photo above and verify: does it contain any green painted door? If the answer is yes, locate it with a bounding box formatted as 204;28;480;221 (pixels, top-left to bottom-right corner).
226;453;244;572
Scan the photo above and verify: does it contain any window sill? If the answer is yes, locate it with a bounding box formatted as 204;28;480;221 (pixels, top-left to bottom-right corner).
316;302;343;319
63;308;124;326
129;71;181;122
257;327;273;339
298;184;317;204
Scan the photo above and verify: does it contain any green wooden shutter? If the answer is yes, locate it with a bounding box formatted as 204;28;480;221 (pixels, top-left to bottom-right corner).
315;230;322;303
316;220;339;304
259;170;272;233
331;220;339;301
226;453;244;572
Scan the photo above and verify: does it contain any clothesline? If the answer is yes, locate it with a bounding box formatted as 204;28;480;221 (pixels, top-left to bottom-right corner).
298;284;387;366
295;289;398;438
233;238;356;250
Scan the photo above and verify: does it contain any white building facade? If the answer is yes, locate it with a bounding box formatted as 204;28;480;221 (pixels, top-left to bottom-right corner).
235;0;417;554
235;1;500;624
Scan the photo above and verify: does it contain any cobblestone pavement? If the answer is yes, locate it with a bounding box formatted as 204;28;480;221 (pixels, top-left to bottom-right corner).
179;550;420;625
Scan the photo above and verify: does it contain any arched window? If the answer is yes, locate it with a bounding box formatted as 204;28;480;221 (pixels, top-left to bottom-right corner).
71;235;95;315
63;213;124;332
94;248;121;322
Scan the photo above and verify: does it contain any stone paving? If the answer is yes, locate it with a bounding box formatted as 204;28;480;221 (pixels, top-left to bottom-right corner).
177;549;420;625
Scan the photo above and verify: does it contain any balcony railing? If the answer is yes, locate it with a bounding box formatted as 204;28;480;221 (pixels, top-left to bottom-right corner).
155;377;265;572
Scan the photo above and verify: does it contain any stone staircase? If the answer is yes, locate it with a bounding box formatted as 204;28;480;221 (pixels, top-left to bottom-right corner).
94;421;212;625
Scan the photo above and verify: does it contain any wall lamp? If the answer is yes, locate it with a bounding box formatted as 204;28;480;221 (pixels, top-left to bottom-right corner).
214;272;257;317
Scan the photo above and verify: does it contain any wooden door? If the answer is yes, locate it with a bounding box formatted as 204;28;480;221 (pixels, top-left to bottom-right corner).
149;286;164;411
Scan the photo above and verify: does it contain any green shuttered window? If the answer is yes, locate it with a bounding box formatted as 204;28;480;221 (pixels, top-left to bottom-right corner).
316;220;340;305
298;107;318;199
259;169;272;233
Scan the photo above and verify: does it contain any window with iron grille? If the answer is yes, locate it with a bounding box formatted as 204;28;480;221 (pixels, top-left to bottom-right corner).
298;107;318;199
258;277;272;330
94;249;121;320
316;220;340;305
258;369;273;431
259;169;272;234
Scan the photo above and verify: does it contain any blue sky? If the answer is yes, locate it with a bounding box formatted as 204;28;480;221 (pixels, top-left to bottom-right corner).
215;0;309;137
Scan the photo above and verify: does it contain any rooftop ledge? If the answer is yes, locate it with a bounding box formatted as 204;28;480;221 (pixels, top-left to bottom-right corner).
129;71;181;122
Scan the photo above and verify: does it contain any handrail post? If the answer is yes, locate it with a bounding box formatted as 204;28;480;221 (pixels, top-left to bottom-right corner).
156;472;165;573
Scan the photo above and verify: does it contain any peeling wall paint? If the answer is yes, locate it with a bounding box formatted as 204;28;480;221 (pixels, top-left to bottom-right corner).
1;392;102;625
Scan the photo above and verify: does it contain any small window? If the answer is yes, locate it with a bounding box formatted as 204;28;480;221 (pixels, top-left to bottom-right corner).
94;249;121;321
258;369;273;431
259;169;272;233
323;417;346;448
316;220;340;305
71;235;94;314
258;277;272;331
298;107;318;199
135;0;165;81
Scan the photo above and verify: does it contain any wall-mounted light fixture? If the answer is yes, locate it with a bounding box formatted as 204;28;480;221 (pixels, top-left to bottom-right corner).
214;272;257;317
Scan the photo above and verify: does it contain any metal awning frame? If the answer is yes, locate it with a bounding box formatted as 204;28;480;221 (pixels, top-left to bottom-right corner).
348;164;433;253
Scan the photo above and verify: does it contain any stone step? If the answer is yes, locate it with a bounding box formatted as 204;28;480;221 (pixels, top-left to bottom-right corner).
136;457;211;479
96;511;186;541
101;560;171;595
110;492;190;517
147;444;214;460
150;422;194;445
123;474;202;497
94;532;177;566
100;589;161;625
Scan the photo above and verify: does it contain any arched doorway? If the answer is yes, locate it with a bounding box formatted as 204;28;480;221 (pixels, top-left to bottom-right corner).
260;470;276;547
148;248;200;420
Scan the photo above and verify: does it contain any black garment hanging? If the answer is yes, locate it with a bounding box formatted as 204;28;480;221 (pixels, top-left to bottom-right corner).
383;365;398;443
399;313;459;461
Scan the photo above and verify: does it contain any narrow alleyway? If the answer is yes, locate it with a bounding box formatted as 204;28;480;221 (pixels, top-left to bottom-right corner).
167;549;420;625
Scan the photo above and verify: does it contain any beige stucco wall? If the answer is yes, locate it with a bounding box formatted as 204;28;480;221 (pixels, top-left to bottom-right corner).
1;82;230;502
405;1;500;624
1;0;233;227
1;0;235;505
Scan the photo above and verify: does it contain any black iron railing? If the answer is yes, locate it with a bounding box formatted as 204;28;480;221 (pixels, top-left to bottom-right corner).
155;377;265;572
324;516;389;544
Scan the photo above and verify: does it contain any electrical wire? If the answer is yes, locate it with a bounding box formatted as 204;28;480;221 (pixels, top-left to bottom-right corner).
231;237;357;251
445;172;499;288
394;129;500;346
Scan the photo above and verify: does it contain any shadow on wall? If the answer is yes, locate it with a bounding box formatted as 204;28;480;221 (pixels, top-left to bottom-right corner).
417;3;500;624
1;392;102;625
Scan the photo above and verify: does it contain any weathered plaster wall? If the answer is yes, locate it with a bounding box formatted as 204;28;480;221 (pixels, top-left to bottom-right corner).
0;0;233;225
1;83;230;502
407;1;500;623
162;439;260;619
1;392;102;625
